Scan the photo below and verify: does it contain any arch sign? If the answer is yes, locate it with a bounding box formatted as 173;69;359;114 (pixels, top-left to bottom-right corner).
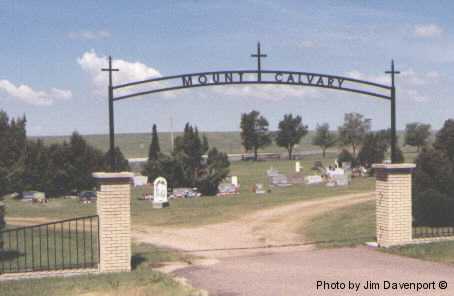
102;43;400;169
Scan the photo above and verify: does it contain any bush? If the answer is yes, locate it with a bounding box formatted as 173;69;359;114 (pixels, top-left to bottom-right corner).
357;133;386;168
337;149;356;167
413;189;454;226
413;145;454;226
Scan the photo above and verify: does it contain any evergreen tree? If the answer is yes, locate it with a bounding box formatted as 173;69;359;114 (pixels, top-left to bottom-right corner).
103;147;130;172
197;148;230;195
66;132;105;192
0;111;27;195
148;124;160;161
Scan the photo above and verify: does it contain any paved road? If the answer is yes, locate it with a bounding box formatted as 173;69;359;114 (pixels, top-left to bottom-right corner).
175;246;454;296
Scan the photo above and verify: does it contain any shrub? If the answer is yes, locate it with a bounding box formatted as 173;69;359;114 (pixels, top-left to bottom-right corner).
413;189;454;227
337;149;356;166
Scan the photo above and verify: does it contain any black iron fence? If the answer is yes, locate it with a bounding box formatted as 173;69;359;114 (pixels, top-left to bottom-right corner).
0;215;99;274
413;226;454;239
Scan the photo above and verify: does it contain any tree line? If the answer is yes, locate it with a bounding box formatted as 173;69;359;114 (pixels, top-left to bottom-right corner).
0;110;129;199
241;111;407;166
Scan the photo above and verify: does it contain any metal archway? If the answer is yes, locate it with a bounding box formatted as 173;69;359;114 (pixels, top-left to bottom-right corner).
102;43;400;169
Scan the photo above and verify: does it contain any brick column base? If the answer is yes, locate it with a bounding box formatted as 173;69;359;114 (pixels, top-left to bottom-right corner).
372;164;415;247
93;172;133;272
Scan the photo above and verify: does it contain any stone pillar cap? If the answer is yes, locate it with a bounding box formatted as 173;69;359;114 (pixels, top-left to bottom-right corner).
372;163;416;170
92;172;134;180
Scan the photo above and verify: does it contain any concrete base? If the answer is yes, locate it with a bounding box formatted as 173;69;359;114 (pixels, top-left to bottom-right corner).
152;201;170;209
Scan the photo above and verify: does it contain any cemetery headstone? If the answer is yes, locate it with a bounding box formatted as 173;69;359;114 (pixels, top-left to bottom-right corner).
305;175;323;185
153;177;169;208
231;176;239;187
335;174;349;186
295;161;301;173
254;183;266;194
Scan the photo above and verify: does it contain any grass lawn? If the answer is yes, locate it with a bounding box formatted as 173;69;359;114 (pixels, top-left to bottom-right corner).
0;243;202;296
302;200;376;247
303;199;454;265
384;241;454;264
4;154;375;227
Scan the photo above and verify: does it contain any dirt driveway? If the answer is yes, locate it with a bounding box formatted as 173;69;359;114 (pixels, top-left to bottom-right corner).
132;192;374;255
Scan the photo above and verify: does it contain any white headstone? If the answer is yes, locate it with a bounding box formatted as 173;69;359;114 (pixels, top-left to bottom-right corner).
305;175;323;184
153;177;168;205
231;176;239;187
295;161;301;173
133;175;148;187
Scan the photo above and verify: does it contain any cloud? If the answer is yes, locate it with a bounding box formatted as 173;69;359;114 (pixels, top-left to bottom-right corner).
346;69;441;103
206;73;320;101
414;24;443;38
77;50;162;96
68;30;111;40
0;80;72;106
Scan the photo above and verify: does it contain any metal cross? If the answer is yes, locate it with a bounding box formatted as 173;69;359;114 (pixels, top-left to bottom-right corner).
251;42;267;82
101;56;119;88
385;59;400;88
385;59;400;163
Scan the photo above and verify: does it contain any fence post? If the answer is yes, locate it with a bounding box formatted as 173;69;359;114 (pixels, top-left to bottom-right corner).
372;163;415;247
93;172;133;272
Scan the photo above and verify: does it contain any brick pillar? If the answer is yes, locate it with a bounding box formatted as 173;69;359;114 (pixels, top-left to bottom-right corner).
93;172;133;272
372;164;415;247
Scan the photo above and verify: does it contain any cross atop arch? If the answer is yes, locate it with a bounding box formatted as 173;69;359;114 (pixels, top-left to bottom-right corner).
251;42;267;82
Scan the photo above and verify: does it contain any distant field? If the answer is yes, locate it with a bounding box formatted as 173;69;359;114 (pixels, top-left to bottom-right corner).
32;131;412;159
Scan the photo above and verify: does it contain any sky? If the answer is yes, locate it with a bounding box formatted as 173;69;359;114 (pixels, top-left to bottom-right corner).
1;0;453;136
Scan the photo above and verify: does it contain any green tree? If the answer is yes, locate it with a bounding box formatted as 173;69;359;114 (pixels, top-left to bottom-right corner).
338;113;371;157
312;123;336;158
66;132;105;192
0;196;4;248
433;119;454;161
405;122;431;152
197;147;230;195
45;143;72;197
276;114;308;160
0;111;27;195
357;132;388;168
240;110;272;160
148;124;160;161
103;147;130;172
413;148;454;226
22;139;51;192
143;123;230;195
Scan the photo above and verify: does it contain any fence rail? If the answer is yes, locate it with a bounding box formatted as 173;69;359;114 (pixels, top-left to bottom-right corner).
413;226;454;239
0;215;99;274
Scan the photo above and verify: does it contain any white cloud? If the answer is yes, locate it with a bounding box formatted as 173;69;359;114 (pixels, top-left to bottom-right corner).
68;30;111;40
414;24;443;38
0;80;72;106
346;69;441;103
208;74;320;102
77;50;162;96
